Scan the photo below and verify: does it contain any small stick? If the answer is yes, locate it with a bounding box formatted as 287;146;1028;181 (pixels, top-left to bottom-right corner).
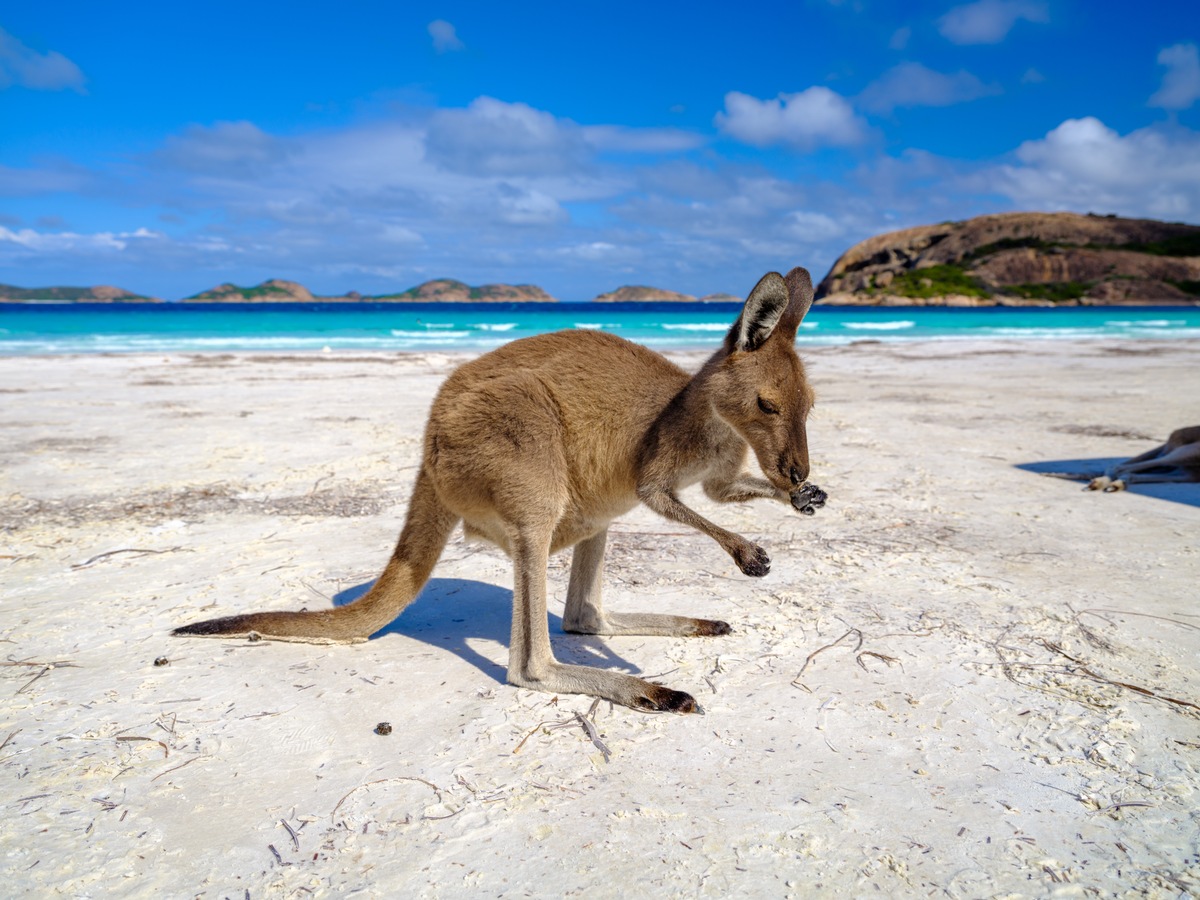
1079;607;1200;632
0;729;19;753
152;756;201;781
330;776;441;818
115;736;169;758
71;547;188;570
16;666;52;694
792;628;863;683
856;651;901;672
1095;801;1156;813
513;720;558;754
280;819;300;851
575;712;611;763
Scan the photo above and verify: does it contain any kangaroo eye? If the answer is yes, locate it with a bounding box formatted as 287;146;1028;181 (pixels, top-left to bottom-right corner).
757;397;780;415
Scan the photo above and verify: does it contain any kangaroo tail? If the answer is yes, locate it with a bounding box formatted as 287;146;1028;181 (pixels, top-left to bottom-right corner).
173;469;459;643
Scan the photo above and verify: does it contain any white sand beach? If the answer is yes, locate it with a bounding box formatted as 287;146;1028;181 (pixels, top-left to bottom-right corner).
2;339;1198;897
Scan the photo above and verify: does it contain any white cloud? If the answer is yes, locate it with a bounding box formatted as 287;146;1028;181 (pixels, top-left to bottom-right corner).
788;211;846;241
0;226;161;254
159;121;288;176
714;87;869;149
889;27;911;51
1149;43;1200;111
937;0;1048;45
428;20;464;53
858;62;1000;113
425;97;592;175
582;125;706;153
0;27;85;92
987;117;1200;219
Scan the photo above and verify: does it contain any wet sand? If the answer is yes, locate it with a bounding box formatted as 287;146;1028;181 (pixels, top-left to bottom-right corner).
1;340;1198;896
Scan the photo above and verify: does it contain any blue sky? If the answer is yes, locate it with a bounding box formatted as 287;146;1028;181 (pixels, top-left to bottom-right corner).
1;1;1198;300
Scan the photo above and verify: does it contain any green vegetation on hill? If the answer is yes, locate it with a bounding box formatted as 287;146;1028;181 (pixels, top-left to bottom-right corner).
886;264;991;299
964;236;1059;261
1114;233;1200;257
186;283;293;300
372;279;469;300
1168;279;1200;296
235;284;292;299
1005;281;1090;302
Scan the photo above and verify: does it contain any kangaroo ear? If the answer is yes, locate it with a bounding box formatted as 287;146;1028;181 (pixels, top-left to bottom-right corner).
729;272;788;352
776;266;815;339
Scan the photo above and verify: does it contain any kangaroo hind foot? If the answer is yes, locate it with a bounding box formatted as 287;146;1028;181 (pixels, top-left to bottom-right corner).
509;662;697;713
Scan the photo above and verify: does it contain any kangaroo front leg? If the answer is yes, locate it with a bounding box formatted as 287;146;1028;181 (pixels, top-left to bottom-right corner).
638;485;771;577
704;475;827;516
507;528;697;713
563;529;731;637
704;475;788;504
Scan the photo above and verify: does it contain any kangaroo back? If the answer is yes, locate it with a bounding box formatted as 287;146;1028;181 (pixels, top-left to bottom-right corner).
173;468;459;642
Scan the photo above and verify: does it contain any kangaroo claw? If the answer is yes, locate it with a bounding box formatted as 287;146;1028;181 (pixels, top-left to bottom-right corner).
790;482;828;513
734;542;771;577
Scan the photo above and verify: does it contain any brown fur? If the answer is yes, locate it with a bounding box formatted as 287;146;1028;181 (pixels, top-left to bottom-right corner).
1087;426;1200;492
175;267;826;713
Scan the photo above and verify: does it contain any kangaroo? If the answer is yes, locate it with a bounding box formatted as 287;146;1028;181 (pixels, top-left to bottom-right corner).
175;266;827;713
1086;426;1200;492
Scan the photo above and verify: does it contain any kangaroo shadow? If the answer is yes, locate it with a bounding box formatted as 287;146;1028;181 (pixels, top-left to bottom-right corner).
1017;457;1200;509
333;577;644;685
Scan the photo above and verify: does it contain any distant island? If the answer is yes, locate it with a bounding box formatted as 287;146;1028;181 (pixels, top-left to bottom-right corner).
591;285;741;303
816;212;1200;306
182;278;557;303
0;284;162;303
3;212;1198;306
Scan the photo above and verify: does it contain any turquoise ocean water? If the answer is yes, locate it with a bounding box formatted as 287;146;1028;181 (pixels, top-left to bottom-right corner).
2;302;1199;355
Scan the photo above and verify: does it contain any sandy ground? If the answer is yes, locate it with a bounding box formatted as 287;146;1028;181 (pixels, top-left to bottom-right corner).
1;339;1198;898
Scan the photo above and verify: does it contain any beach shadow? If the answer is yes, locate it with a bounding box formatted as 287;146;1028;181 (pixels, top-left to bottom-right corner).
1017;457;1200;509
333;577;644;684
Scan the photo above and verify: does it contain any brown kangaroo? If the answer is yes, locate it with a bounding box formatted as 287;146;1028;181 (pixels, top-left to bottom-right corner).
175;266;826;713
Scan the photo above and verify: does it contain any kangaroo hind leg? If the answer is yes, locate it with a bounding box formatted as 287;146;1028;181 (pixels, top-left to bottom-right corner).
506;525;697;713
562;529;731;637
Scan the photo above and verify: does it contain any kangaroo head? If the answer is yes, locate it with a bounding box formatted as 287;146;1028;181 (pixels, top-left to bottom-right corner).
709;267;816;493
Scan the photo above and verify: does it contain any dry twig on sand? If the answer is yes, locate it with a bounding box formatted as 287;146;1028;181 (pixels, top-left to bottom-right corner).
330;776;443;819
3;658;81;694
513;698;611;761
792;629;863;685
71;546;190;569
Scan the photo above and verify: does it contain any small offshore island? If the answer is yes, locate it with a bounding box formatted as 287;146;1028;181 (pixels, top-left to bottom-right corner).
2;212;1198;307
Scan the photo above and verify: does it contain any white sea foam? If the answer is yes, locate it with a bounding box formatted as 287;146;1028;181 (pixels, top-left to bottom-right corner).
391;329;470;339
1104;319;1184;327
843;321;915;331
476;322;517;331
662;323;728;331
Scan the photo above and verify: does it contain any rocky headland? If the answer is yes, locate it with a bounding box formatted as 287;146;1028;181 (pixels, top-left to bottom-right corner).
816;212;1200;306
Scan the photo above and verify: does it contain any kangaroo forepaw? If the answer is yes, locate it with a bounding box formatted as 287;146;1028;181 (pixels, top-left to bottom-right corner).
790;483;827;516
1103;478;1127;493
634;685;697;714
1086;476;1110;491
693;618;732;636
733;541;771;577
